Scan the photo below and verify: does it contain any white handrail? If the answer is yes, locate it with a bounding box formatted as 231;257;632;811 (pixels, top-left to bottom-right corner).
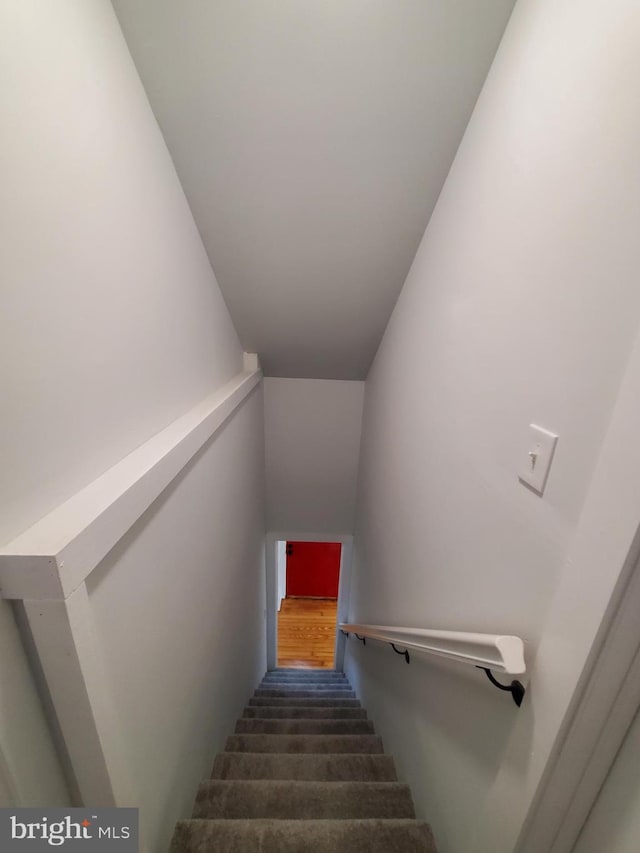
339;622;526;675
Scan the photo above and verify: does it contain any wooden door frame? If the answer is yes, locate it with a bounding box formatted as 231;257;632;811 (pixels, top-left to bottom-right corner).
265;532;353;671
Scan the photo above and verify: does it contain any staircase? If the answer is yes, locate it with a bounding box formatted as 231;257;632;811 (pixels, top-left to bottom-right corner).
171;669;437;852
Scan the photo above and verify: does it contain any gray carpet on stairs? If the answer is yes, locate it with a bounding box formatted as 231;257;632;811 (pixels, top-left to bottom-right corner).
193;780;415;819
249;695;361;707
235;717;375;734
170;670;437;852
261;676;349;681
242;705;367;718
211;752;398;781
225;732;384;753
172;819;436;852
255;688;356;697
260;678;349;684
262;672;348;679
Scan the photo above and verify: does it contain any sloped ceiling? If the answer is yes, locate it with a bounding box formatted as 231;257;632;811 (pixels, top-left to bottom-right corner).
112;0;514;379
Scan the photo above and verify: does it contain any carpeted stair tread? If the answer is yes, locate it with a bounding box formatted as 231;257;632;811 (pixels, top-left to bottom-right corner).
225;733;384;753
192;780;415;820
242;706;367;719
255;688;356;698
260;683;350;688
235;718;374;735
210;753;398;781
171;818;437;852
263;673;348;678
248;696;361;707
263;670;348;677
268;668;343;673
261;676;348;683
261;676;349;683
258;684;350;691
257;684;352;691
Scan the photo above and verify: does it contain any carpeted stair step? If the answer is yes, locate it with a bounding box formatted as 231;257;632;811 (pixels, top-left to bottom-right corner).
210;753;398;781
192;780;415;820
249;696;361;707
171;818;437;852
258;683;351;691
242;706;367;719
263;672;347;678
225;733;384;754
258;681;352;690
259;680;350;688
255;688;355;698
235;718;375;735
262;674;348;682
264;669;347;676
269;668;343;673
259;683;350;690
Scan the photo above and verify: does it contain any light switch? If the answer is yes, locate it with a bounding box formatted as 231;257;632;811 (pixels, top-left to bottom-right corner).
519;424;558;495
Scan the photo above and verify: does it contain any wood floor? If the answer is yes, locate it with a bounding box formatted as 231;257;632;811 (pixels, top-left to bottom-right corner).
277;597;338;669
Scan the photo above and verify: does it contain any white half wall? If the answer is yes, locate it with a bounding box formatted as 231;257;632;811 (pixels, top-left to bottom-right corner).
345;1;640;851
264;378;364;534
86;386;266;852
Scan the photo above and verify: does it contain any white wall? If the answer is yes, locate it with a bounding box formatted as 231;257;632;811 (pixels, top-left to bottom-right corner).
0;0;242;547
264;378;364;534
345;1;640;851
0;0;265;844
573;707;640;853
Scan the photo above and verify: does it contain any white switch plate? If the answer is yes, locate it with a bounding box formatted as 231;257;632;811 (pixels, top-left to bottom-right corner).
519;424;558;495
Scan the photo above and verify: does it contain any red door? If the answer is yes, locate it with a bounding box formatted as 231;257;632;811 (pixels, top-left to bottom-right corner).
286;541;341;599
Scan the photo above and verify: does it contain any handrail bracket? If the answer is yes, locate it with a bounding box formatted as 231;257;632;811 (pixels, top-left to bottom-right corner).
477;667;526;707
390;642;410;664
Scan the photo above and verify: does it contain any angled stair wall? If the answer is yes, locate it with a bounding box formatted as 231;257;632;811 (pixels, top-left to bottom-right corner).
171;669;437;852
